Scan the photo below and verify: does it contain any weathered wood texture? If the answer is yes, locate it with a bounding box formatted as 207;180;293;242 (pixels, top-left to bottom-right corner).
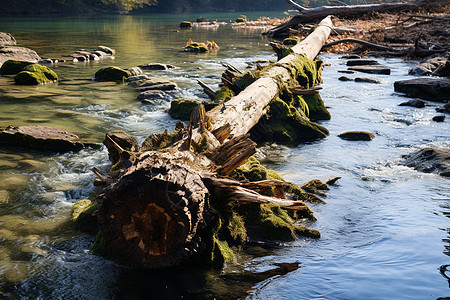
207;16;332;138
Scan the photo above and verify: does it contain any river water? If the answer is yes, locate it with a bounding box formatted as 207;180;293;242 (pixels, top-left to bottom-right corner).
0;12;449;299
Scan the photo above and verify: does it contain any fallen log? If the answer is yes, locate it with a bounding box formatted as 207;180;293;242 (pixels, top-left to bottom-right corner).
266;1;426;37
88;16;333;269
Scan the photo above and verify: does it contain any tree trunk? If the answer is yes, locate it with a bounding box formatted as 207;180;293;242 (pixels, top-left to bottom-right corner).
93;16;333;269
266;1;425;37
207;16;332;137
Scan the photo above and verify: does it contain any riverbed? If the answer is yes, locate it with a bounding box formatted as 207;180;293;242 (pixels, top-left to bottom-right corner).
0;12;449;299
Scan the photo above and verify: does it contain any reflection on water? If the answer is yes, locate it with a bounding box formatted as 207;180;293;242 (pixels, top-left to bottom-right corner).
0;12;450;299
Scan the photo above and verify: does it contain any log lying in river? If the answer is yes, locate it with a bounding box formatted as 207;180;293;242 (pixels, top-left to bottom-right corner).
89;16;333;269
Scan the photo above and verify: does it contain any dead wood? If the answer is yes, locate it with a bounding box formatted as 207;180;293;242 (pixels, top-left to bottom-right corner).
323;38;400;52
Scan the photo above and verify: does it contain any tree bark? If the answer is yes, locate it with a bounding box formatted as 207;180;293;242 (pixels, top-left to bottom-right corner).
207;16;332;137
94;16;333;269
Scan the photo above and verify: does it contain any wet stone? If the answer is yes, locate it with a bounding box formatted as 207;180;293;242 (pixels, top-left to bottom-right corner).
394;78;450;102
399;99;426;108
126;74;148;82
338;70;355;74
348;65;391;75
401;147;450;177
137;90;168;101
138;63;176;70
127;67;143;76
354;77;381;84
338;131;375;141
340;54;361;59
338;76;353;81
346;59;380;66
432;115;445;122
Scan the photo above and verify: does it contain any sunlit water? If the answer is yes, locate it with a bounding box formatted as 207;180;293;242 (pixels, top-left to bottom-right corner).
0;12;449;299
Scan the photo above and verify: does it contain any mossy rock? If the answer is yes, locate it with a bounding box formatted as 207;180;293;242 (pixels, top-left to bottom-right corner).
180;21;192;28
168;98;202;120
71;199;99;233
282;38;298;46
214;86;235;103
235;17;246;23
0;60;33;75
302;94;330;121
212;237;236;266
250;98;328;146
94;66;131;82
14;64;58;85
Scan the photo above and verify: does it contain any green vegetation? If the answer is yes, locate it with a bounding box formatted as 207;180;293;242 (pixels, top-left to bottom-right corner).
94;66;131;81
14;64;58;85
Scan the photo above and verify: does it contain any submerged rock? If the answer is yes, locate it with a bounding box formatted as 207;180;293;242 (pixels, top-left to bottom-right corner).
394;78;450;102
0;125;98;152
137;90;168;102
338;131;375;141
401;148;450;177
348;65;391;75
399;99;426;108
94;66;131;81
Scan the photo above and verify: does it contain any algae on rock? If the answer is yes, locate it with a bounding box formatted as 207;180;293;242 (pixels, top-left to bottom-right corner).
12;63;58;85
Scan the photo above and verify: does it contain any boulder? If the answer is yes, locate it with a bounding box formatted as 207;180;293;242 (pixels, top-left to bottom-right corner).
168;98;202;120
398;99;426;108
0;125;98;152
138;63;175;70
96;45;115;56
137;90;168;101
14;63;58;85
94;66;131;81
409;55;449;77
401;148;450;177
180;21;192;28
354;77;381;84
348;65;391;75
394;78;450;102
0;46;40;67
346;59;379;66
0;60;33;75
338;131;375;141
432;115;445;122
0;32;16;46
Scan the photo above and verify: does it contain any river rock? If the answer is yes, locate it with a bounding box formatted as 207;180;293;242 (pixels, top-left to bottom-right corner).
0;60;33;75
432;115;445;122
408;55;449;77
126;74;148;82
401;148;450;177
137;83;177;92
436;103;450;113
338;76;352;81
398;99;426;108
0;46;41;67
126;67;143;76
96;45;115;56
338;70;355;74
341;54;361;59
355;77;381;84
128;77;175;88
14;63;58;85
168;98;202;120
94;66;131;81
348;65;390;75
0;32;16;46
394;78;450;102
346;59;379;66
0;125;97;152
338;131;375;141
137;90;168;101
138;63;175;70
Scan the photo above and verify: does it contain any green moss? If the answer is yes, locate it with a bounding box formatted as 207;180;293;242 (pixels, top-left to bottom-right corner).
227;211;247;243
276;54;323;89
302;94;330;121
295;225;320;238
71;199;99;233
94;66;131;82
235;156;268;182
14;64;58;85
168;98;201;120
250;97;328;146
0;60;33;75
282;38;298;46
212;237;236;265
180;21;192;28
234;72;257;91
214;86;235;103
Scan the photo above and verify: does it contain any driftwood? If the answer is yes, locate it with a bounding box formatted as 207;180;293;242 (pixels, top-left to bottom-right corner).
90;16;333;269
265;1;426;37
